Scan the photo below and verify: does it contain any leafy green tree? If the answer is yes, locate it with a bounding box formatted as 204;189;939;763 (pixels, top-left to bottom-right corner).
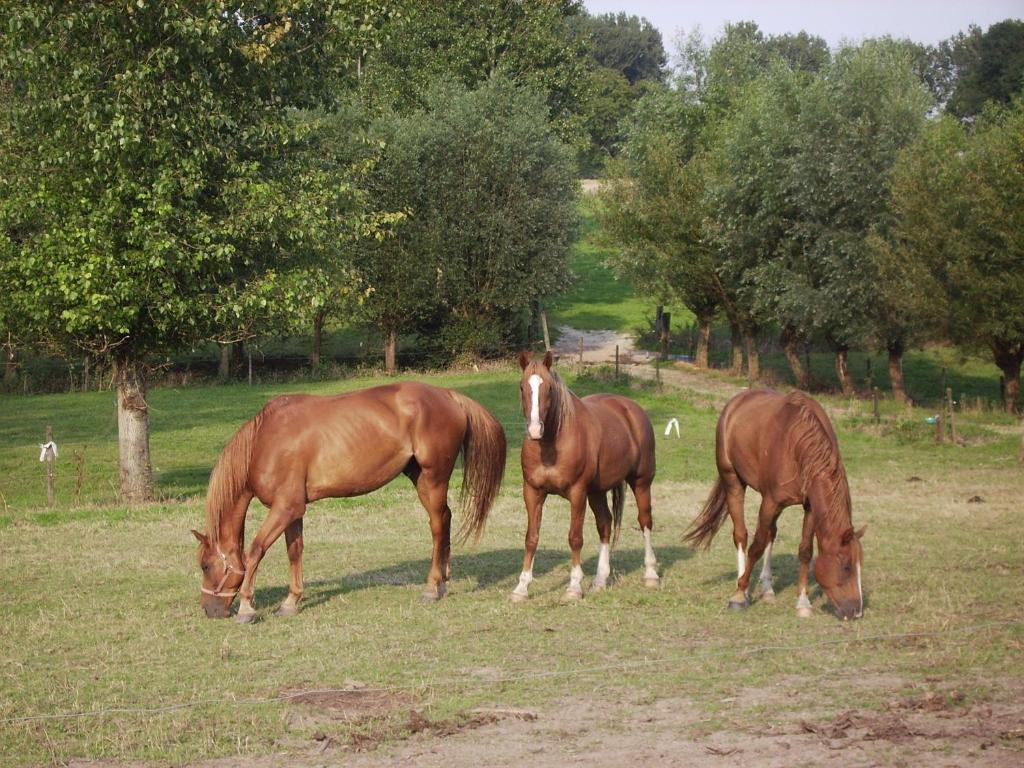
356;79;577;370
704;64;810;384
0;2;375;500
890;104;1024;412
948;19;1024;118
576;12;668;85
364;0;591;149
782;40;930;395
598;89;722;368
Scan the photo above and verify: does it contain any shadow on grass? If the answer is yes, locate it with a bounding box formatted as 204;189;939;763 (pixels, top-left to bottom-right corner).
255;545;693;611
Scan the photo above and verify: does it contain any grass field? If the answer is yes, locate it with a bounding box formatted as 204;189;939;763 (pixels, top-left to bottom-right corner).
1;365;1022;765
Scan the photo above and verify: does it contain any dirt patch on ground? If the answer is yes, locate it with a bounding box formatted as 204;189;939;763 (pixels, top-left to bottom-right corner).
72;681;1019;768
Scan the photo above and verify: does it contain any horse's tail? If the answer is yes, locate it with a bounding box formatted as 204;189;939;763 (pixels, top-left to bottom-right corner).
451;392;507;543
684;477;730;550
611;482;626;546
204;402;272;549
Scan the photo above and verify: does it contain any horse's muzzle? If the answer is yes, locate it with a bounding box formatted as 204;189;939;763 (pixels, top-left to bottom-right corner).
835;599;862;621
201;596;232;619
527;423;544;440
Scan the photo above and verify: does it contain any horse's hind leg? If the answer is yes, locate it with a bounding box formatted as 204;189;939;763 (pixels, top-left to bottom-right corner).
237;495;305;624
588;491;613;591
721;470;749;609
629;477;659;588
275;518;304;617
413;471;452;602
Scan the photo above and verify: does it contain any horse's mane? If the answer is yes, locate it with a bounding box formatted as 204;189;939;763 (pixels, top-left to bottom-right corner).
544;365;576;436
786;392;852;533
205;397;283;550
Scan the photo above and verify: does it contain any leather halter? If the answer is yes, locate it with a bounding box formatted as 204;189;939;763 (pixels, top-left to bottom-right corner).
201;550;245;598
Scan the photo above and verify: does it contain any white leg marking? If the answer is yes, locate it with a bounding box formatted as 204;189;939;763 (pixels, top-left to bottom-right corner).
736;544;746;581
796;589;812;618
567;564;584;595
643;527;659;583
512;569;533;599
856;562;863;617
760;540;774;594
594;543;611;588
527;374;543;439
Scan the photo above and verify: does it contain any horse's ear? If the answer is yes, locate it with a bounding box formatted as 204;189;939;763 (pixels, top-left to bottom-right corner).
542;350;553;369
518;351;530;370
841;527;855;545
855;525;867;540
191;529;208;546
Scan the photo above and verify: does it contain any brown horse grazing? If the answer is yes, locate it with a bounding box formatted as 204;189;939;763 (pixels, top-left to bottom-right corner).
512;351;659;602
685;389;865;620
190;382;506;622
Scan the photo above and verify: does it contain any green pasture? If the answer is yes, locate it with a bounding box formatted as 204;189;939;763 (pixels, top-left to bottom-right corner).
1;366;1022;765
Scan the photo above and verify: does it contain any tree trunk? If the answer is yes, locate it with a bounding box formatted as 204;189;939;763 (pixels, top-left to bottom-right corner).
729;322;743;374
3;349;15;387
744;329;760;382
991;339;1023;415
834;346;854;397
695;315;711;369
781;325;808;389
218;342;232;380
115;356;154;503
310;310;326;368
887;339;910;405
384;328;397;376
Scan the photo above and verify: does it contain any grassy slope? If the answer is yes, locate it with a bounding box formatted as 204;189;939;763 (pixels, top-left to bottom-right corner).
0;368;1022;764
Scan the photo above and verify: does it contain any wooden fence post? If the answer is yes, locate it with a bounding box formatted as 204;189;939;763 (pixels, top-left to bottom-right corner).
872;387;880;425
43;425;56;507
946;388;956;443
615;345;619;383
934;414;944;444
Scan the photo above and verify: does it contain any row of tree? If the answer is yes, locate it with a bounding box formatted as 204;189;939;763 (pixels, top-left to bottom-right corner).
597;20;1024;413
1;1;608;500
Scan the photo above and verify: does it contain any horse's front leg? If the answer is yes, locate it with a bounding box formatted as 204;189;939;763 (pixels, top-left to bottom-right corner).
511;483;546;602
796;503;815;618
237;498;304;624
588;491;613;591
275;518;304;617
563;484;588;601
738;497;782;606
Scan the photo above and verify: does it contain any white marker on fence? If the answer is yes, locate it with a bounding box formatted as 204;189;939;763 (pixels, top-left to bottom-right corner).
664;418;680;438
39;440;58;462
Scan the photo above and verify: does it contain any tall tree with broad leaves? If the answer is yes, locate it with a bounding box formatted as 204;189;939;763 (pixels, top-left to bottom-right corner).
781;39;930;395
356;79;577;371
0;2;382;501
890;103;1024;413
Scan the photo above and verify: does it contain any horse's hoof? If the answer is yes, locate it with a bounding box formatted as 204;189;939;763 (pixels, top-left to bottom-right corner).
235;611;258;625
561;588;583;603
510;591;529;604
761;590;776;604
591;581;607;593
422;591;440;603
796;606;813;619
275;603;300;617
643;576;661;589
728;599;749;611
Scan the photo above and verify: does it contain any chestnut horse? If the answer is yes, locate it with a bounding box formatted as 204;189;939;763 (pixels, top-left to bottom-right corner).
511;351;659;602
685;389;865;620
191;382;506;622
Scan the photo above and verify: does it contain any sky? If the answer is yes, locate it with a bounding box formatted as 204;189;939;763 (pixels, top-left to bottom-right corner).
582;1;1024;53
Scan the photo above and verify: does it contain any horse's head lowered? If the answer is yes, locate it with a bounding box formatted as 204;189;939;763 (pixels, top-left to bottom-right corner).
813;525;866;620
518;350;557;440
191;529;245;619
